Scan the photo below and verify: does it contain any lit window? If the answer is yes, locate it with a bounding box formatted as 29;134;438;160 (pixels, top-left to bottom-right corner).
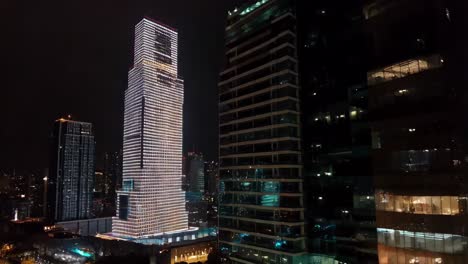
378;228;468;254
375;191;464;216
368;54;443;85
395;89;409;96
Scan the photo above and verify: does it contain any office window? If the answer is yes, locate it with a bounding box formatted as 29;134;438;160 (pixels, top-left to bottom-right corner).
122;179;134;192
367;54;443;85
375;191;465;216
118;195;129;220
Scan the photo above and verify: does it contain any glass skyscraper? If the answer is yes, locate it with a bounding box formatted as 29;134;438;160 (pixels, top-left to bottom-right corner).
112;17;188;238
184;152;207;227
365;0;468;263
218;0;306;263
185;152;205;194
218;0;468;263
298;1;377;263
48;118;95;222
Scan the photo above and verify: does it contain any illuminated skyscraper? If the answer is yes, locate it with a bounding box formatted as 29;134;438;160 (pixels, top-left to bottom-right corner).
48;118;95;222
112;17;188;238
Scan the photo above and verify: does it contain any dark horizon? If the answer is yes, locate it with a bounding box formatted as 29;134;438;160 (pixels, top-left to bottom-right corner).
1;0;245;170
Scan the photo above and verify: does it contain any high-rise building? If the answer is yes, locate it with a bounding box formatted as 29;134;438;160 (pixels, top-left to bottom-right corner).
25;169;46;217
112;17;188;238
104;150;123;197
204;161;219;227
48;118;95;222
298;1;377;263
204;161;219;196
218;0;307;262
184;152;207;227
94;171;105;194
90;151;122;217
364;0;468;263
185;152;205;194
92;170;109;217
0;170;10;195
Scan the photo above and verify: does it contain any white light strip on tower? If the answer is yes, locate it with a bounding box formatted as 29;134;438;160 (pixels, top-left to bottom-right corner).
112;17;188;238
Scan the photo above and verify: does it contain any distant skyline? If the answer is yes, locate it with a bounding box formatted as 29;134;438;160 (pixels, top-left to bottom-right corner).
1;0;245;169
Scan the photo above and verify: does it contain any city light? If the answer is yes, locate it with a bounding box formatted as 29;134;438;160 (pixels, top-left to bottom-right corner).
240;0;269;16
70;248;93;258
3;1;468;264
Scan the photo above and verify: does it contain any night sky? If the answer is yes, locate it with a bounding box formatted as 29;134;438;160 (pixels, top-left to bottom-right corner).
1;0;245;169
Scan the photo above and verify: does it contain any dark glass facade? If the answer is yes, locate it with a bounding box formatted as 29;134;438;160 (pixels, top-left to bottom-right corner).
185;152;205;193
104;151;122;198
48;118;95;222
219;0;306;263
184;152;208;227
204;161;219;196
298;0;378;263
204;161;219;227
365;0;468;263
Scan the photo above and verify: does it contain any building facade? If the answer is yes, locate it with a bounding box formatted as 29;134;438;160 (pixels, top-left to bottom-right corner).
112;17;188;238
185;152;205;194
364;0;468;263
218;0;307;263
298;0;377;263
48;118;95;222
94;171;105;194
104;150;122;198
184;152;207;227
204;161;219;227
204;161;219;196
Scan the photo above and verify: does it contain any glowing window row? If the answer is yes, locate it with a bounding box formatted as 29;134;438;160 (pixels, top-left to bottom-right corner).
375;191;465;215
367;54;443;86
378;228;467;254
